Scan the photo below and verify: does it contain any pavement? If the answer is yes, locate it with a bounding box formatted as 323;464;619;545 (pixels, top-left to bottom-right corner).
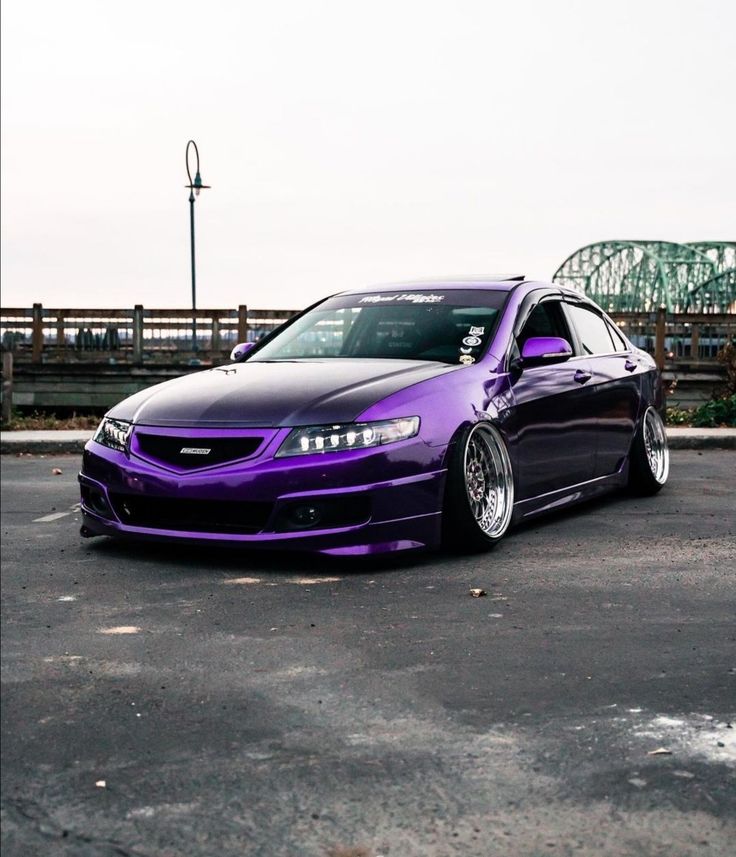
2;426;735;454
1;430;95;455
1;451;735;856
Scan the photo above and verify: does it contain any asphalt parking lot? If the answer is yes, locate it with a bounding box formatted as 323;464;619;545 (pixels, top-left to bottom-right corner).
1;451;735;857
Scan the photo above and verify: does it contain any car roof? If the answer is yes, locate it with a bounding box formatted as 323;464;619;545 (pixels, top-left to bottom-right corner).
333;278;596;309
338;276;529;296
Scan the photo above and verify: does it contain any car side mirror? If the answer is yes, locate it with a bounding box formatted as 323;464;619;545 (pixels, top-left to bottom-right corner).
230;341;254;361
520;336;573;366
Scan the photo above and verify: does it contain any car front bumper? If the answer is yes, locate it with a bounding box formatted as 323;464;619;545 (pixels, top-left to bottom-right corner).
79;434;447;555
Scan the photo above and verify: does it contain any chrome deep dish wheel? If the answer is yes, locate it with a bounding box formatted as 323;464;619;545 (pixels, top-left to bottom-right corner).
642;406;669;484
463;424;514;539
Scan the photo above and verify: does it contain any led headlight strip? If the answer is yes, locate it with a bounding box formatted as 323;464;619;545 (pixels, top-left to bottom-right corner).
276;417;420;458
93;417;132;452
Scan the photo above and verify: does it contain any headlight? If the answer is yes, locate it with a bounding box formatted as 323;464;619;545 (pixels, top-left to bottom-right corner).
93;417;132;452
276;417;420;458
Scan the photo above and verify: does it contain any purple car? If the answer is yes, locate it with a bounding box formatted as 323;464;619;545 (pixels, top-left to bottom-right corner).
79;278;669;555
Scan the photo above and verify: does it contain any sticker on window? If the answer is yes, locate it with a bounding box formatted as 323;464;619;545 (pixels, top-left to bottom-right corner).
358;295;396;304
359;293;445;304
459;354;475;365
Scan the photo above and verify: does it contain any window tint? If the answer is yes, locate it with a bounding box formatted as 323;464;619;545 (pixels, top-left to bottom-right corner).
250;298;503;365
566;304;616;355
517;300;571;348
257;307;360;358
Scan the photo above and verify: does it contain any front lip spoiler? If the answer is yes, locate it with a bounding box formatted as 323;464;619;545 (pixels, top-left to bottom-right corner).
77;468;446;551
79;506;442;555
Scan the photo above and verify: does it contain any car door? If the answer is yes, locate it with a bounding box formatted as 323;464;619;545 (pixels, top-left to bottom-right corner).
563;301;641;479
506;295;597;501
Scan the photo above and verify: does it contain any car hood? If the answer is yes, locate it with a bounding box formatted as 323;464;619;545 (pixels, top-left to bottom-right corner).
108;359;460;427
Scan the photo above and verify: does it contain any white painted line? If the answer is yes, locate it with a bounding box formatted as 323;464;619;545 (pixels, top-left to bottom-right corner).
33;511;71;523
99;626;142;635
221;576;343;586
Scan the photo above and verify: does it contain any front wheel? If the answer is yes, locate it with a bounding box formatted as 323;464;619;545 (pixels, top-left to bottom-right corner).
628;406;670;495
442;423;515;552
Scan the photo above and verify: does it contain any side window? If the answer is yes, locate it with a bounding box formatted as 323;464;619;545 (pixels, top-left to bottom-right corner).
517;300;571;349
605;318;628;352
566;304;616;355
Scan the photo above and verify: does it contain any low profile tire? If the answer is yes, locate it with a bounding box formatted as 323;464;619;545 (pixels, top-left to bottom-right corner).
442;422;515;552
628;406;670;495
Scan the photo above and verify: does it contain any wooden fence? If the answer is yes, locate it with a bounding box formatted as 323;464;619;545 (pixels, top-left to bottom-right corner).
1;305;734;370
1;305;734;412
0;304;299;364
609;309;735;371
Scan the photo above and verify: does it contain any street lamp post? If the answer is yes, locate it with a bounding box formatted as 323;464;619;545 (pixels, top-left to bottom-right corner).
185;140;210;352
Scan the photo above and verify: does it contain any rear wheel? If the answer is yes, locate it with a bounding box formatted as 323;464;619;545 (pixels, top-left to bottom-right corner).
628;406;669;495
442;423;514;551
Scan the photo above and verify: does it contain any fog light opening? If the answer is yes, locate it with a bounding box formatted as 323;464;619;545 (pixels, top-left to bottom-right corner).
288;504;323;530
82;485;112;518
274;495;371;533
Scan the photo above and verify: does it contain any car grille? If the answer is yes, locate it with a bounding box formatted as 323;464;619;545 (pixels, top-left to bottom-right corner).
109;493;272;535
134;432;263;469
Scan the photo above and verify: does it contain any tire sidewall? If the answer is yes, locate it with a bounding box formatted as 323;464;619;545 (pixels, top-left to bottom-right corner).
442;422;514;550
629;406;669;494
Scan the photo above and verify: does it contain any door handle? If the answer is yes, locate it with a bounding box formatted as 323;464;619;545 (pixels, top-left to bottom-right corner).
624;359;637;372
574;369;592;384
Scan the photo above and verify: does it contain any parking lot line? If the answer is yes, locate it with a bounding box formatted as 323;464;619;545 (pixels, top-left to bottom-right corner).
33;511;73;523
33;503;80;523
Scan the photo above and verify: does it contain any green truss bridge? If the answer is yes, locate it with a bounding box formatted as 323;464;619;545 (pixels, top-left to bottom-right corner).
553;241;735;313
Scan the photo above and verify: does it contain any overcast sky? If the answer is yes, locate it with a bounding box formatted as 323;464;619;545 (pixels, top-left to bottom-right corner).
2;0;734;309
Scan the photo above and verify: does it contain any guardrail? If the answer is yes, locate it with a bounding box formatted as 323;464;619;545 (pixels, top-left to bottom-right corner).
0;304;299;364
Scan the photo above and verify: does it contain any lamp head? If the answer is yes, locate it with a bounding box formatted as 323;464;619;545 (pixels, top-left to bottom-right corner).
188;171;211;196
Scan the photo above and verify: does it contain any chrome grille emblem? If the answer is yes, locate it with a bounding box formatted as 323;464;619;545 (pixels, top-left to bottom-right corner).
179;447;212;455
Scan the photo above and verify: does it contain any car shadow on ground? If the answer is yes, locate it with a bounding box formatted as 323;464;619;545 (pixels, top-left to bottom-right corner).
79;486;652;579
510;485;650;536
81;532;443;577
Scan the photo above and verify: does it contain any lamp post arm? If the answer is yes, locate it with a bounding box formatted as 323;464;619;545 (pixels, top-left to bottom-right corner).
186;140;200;353
185;140;200;188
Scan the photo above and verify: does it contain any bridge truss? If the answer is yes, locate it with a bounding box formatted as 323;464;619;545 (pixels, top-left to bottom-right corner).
553;241;735;313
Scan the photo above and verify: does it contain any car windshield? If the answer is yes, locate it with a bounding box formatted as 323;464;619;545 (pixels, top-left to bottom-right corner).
249;289;507;365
